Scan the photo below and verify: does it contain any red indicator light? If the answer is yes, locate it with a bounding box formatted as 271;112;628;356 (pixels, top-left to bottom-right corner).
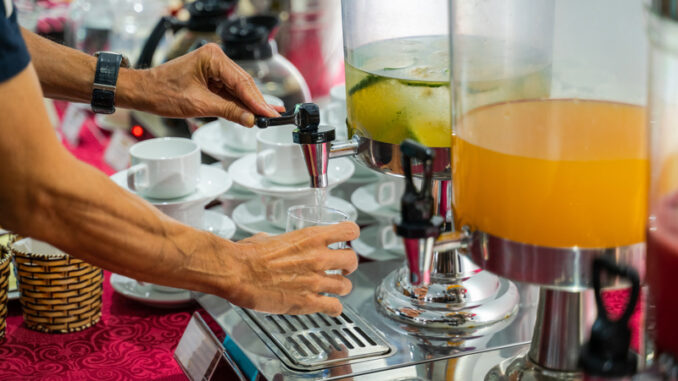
131;125;144;137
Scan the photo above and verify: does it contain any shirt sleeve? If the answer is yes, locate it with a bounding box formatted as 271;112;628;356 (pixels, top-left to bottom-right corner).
0;2;30;83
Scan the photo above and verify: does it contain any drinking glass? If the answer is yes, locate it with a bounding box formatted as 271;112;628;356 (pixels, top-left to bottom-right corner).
448;0;648;374
286;206;350;277
647;0;678;363
286;206;349;250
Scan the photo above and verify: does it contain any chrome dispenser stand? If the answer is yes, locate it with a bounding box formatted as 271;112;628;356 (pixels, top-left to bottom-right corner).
467;232;645;379
374;178;519;329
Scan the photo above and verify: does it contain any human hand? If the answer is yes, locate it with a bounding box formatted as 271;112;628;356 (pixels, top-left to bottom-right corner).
217;222;360;316
129;43;283;126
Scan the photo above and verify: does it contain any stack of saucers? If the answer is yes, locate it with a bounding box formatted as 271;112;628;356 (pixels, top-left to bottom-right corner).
350;177;406;261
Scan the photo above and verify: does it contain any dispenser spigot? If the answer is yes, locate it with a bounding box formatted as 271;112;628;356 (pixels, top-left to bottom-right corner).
396;140;444;286
579;257;640;378
255;103;359;188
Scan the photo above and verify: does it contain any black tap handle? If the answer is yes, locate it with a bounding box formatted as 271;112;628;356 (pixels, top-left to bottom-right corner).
395;140;440;239
579;256;640;377
401;139;435;202
255;103;320;130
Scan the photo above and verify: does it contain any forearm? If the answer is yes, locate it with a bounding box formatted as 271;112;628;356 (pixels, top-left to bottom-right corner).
22;157;235;293
20;28;145;109
0;65;234;294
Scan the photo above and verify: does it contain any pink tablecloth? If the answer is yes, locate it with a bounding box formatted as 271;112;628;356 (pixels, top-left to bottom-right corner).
0;272;195;381
0;107;192;380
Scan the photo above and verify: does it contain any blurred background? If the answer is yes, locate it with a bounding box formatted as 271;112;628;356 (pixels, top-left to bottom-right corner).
18;0;345;172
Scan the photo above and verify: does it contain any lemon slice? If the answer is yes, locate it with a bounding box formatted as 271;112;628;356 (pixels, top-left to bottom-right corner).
407;116;451;147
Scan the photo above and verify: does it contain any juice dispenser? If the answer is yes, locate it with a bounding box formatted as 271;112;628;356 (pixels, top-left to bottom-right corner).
450;0;647;377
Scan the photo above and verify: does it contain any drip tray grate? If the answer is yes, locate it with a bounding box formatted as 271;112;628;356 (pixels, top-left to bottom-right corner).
240;305;394;371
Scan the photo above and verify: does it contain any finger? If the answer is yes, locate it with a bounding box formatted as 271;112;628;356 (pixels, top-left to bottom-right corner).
314;294;344;317
320;222;360;246
207;46;280;118
317;274;353;296
314;248;358;275
291;294;343;316
202;92;256;126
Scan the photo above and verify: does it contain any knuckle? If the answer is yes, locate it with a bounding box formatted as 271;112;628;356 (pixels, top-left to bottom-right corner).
203;42;222;56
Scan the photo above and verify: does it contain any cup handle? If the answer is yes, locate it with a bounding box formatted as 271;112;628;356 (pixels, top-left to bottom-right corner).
126;163;148;192
256;149;276;177
377;182;396;205
380;224;399;250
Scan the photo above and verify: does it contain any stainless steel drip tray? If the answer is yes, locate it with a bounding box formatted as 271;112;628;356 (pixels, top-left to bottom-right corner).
196;260;538;380
237;306;395;371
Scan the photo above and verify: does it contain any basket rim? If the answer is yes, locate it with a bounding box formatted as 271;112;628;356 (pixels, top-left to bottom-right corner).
10;238;67;259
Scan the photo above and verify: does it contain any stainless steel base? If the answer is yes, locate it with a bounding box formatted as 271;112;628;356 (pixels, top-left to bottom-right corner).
375;261;520;329
485;351;582;381
353;136;451;179
467;232;646;291
195;260;538;380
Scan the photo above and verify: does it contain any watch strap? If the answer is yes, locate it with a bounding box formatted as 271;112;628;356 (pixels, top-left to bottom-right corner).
91;52;123;114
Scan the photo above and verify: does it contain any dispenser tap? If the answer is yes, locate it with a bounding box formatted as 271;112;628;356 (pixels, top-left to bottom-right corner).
579;257;640;379
255;103;360;188
396;140;443;286
395;140;468;286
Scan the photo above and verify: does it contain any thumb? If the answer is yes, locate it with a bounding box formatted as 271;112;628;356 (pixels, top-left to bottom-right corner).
202;91;255;127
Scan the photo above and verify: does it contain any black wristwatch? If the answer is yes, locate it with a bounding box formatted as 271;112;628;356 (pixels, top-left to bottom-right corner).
91;52;130;114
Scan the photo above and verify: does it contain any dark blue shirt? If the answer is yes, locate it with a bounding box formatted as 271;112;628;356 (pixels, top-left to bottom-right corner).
0;0;30;83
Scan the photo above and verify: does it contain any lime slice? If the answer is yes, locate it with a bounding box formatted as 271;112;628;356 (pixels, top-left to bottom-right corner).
407;116;451;147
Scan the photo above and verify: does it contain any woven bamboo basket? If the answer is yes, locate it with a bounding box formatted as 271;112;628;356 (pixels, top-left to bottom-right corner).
10;238;103;333
0;233;13;339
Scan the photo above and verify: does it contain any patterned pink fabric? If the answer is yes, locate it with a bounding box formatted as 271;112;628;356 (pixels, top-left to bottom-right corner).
0;272;194;380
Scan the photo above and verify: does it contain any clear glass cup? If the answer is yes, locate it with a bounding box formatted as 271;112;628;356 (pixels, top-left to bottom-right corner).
286;206;350;277
646;1;678;362
286;206;349;250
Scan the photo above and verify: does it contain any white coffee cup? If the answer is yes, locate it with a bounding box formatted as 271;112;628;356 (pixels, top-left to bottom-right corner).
220;94;285;152
376;179;406;208
127;137;200;199
256;126;311;185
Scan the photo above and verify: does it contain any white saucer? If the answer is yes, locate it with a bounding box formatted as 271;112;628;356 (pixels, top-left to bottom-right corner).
110;273;193;308
203;210;236;240
192;120;252;161
351;183;400;221
229;155;355;197
232;196;358;236
351;225;404;261
111;164;232;207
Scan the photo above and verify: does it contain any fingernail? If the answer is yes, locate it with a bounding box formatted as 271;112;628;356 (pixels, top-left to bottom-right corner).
240;112;254;126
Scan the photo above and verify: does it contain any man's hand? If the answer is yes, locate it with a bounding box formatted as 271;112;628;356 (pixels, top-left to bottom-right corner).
21;29;282;125
127;43;282;126
212;222;360;316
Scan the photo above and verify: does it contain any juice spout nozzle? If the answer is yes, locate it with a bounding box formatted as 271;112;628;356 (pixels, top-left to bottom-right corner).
256;103;336;189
